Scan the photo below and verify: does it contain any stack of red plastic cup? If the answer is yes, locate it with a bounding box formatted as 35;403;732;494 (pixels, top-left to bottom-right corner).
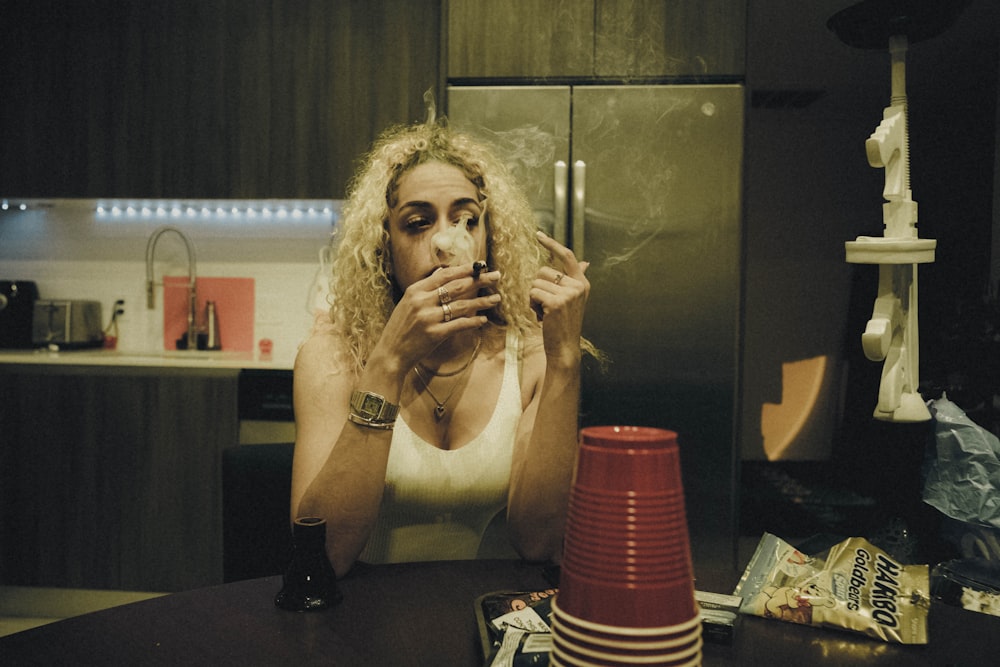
551;426;701;666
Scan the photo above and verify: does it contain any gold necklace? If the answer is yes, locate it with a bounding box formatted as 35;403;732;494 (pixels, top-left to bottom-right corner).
417;334;483;377
412;334;482;420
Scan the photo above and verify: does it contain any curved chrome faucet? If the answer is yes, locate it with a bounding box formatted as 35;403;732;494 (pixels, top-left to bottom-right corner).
145;225;197;348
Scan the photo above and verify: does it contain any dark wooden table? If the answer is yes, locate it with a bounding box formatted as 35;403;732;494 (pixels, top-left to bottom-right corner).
1;559;997;665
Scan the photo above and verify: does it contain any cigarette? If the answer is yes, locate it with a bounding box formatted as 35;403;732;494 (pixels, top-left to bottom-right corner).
472;260;488;279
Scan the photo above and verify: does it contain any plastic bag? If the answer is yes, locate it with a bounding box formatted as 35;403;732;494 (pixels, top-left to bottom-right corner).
734;533;930;644
923;397;1000;529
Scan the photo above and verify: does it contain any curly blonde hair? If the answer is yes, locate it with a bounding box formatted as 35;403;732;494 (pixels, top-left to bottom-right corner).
326;121;548;373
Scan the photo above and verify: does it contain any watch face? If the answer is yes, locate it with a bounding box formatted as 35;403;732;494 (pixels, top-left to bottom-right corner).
360;393;383;418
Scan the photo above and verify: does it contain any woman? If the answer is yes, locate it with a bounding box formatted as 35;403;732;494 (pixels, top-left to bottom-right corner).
291;121;593;577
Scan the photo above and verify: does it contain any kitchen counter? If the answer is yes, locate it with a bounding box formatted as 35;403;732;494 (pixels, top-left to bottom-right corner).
0;347;292;370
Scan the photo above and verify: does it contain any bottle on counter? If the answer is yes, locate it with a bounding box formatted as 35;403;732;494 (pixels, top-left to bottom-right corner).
274;516;342;611
196;300;222;351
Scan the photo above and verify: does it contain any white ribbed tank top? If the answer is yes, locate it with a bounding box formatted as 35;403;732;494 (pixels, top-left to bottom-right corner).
358;332;521;563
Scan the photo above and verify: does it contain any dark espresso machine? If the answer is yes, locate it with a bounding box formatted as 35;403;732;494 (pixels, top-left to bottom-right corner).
0;280;40;349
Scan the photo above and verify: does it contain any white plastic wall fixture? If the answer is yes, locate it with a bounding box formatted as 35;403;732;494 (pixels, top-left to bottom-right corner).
845;34;935;423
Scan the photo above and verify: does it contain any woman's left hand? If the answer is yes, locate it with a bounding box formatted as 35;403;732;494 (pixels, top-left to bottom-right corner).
530;231;590;366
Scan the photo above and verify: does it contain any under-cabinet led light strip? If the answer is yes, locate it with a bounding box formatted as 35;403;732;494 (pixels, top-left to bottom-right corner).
1;198;341;223
94;199;338;222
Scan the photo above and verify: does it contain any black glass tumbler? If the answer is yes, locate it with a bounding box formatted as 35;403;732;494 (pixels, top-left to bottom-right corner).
274;516;342;611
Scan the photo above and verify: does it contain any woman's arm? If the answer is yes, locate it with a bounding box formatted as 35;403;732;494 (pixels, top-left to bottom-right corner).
506;232;590;561
290;333;402;577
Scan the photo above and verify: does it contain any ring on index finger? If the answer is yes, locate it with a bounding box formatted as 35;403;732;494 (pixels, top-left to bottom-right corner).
437;286;451;304
553;273;564;285
442;302;453;322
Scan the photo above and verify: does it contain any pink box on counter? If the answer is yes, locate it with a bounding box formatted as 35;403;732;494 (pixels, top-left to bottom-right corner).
163;276;255;352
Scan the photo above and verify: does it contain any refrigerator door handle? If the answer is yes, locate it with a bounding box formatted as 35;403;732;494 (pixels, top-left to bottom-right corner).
553;160;568;246
572;160;586;259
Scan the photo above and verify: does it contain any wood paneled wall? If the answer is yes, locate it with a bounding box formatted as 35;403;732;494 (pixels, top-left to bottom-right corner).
0;0;441;198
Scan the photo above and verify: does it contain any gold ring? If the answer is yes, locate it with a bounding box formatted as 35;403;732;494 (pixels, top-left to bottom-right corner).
442;303;453;322
553;273;564;285
437;286;451;304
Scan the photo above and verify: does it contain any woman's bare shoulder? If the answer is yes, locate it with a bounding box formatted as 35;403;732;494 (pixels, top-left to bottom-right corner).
294;325;352;384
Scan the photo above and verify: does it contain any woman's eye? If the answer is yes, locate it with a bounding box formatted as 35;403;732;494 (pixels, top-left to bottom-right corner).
456;213;481;228
405;217;433;230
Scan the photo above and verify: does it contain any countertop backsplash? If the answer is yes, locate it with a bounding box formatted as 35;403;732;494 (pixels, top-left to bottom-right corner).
0;199;342;369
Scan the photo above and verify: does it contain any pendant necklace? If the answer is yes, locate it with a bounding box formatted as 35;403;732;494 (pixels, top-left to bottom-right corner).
413;334;482;420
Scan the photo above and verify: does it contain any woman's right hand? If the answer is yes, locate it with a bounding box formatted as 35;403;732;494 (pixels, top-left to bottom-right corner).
368;264;501;380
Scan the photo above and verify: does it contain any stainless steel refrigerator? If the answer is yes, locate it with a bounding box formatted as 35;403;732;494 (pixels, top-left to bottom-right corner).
448;85;744;568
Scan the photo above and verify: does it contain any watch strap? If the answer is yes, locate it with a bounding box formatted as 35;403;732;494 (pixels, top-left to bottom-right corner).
347;412;395;430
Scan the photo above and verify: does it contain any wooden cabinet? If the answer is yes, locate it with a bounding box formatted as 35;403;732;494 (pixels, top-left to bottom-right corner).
0;365;239;592
447;0;595;79
0;0;441;199
447;0;745;80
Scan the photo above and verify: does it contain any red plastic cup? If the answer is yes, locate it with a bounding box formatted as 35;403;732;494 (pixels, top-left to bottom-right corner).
567;498;688;523
562;530;690;560
563;523;689;548
562;537;689;564
556;559;697;627
571;487;685;500
561;552;692;575
552;597;701;638
551;606;701;650
559;554;693;587
570;493;686;517
557;426;697;628
573;426;681;494
568;427;689;538
566;507;687;541
550;648;701;667
568;485;686;505
568;498;687;519
558;563;693;589
563;524;689;547
549;601;704;666
552;630;703;666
